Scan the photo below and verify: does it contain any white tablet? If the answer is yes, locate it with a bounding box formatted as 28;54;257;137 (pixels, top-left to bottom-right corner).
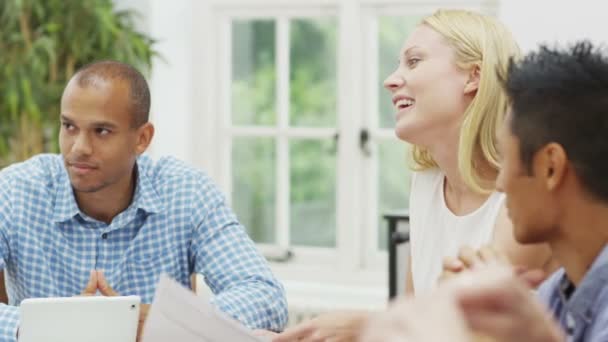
19;295;141;342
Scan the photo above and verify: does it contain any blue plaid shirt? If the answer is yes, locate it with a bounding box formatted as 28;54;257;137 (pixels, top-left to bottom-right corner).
538;244;608;342
0;154;287;341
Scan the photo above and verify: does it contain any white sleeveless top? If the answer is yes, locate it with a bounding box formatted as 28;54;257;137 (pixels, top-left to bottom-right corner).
409;168;505;294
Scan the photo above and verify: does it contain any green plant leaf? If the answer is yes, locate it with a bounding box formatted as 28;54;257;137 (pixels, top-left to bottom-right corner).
0;0;157;163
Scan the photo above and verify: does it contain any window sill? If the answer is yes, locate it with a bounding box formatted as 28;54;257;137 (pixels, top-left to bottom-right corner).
270;263;389;311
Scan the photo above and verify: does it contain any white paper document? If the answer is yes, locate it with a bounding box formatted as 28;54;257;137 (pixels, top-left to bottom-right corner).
142;274;268;342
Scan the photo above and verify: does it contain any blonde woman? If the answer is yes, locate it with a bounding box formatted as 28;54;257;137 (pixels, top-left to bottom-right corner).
388;9;556;295
264;9;555;341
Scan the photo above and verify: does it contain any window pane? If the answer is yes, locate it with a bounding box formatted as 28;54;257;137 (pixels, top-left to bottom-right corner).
232;20;276;126
290;139;336;247
290;18;337;127
378;16;424;129
232;137;276;243
378;140;411;249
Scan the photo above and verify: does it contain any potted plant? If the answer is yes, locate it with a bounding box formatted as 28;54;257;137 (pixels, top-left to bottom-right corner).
0;0;156;167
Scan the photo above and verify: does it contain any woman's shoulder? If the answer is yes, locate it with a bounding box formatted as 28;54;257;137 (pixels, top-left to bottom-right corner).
411;168;443;188
409;168;444;217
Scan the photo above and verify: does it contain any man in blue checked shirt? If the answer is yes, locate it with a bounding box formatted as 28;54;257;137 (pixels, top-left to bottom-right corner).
0;60;288;341
433;41;608;342
495;41;608;342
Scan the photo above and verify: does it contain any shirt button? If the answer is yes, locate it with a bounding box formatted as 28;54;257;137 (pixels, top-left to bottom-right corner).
101;233;108;240
566;313;576;334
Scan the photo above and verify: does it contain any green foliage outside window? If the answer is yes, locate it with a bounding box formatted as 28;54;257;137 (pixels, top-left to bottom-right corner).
231;17;418;248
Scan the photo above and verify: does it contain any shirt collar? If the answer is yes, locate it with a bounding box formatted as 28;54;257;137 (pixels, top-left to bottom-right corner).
559;244;608;323
52;159;164;223
51;169;81;223
131;163;164;215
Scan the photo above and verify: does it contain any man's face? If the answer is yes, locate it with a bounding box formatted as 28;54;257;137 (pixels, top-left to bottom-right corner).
496;115;560;244
59;78;146;194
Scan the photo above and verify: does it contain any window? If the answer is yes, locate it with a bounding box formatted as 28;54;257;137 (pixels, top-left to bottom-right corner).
209;1;497;282
228;15;339;251
369;15;422;254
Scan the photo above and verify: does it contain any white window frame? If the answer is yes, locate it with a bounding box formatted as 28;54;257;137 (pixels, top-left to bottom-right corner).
194;0;499;288
217;7;346;270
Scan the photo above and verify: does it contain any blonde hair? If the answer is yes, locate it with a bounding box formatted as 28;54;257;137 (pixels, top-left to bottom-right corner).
412;9;520;194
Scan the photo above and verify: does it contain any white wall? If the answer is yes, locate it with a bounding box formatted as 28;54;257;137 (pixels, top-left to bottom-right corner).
113;0;151;31
499;0;608;52
114;0;215;177
146;0;195;163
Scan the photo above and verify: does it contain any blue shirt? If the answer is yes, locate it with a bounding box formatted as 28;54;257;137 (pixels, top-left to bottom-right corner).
0;154;288;341
538;244;608;342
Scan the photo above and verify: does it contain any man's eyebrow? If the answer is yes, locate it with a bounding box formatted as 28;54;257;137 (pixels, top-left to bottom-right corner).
60;115;119;129
60;115;74;122
90;121;118;129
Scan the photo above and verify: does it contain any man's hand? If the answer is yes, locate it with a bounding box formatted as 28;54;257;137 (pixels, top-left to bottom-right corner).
80;270;150;341
450;266;564;342
439;245;547;288
362;265;562;342
439;245;510;283
270;310;369;342
361;293;472;342
80;270;99;296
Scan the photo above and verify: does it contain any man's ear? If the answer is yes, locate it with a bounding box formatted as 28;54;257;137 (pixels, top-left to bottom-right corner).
464;65;481;95
533;143;567;191
135;122;155;155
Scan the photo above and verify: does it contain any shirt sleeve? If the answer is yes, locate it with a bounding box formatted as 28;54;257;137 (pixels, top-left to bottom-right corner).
0;305;19;342
0;175;19;341
189;182;288;332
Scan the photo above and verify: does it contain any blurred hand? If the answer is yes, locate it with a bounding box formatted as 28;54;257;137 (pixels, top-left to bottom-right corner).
271;310;369;342
80;270;150;342
362;265;562;342
439;245;547;289
360;293;472;342
439;245;510;283
252;330;279;338
451;267;563;342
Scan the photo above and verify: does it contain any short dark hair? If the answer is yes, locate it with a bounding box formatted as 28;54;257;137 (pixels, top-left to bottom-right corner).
501;41;608;202
73;60;150;127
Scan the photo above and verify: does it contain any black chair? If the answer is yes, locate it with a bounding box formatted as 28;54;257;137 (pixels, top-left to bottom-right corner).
383;211;410;300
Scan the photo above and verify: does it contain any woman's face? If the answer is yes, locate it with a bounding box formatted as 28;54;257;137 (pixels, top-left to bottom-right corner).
384;25;476;147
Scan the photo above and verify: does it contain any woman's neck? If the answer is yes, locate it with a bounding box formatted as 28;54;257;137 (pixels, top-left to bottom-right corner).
427;140;495;215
